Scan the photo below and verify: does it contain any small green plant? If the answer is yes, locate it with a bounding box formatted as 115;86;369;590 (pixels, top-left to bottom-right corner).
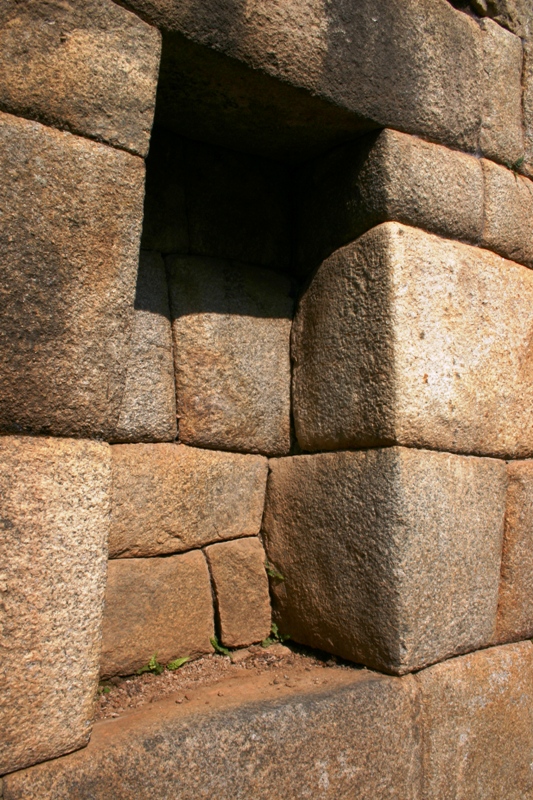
210;635;231;656
265;560;285;582
98;684;111;695
167;656;190;671
137;653;165;675
261;622;291;648
506;155;525;174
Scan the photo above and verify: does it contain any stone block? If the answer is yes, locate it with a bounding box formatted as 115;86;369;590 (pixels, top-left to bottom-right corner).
0;112;145;440
481;159;533;269
293;223;533;458
479;19;524;166
523;41;533;178
263;447;506;675
0;436;110;775
297;128;484;273
110;444;268;558
205;538;271;648
111;252;177;443
492;461;533;645
140;128;188;254
168;256;292;456
2;670;420;798
0;0;161;156
100;552;214;677
417;642;533;799
184;139;291;270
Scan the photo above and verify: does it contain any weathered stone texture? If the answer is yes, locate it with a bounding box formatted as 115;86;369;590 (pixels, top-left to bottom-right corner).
263;447;505;675
293;223;533;458
479;18;524;166
110;444;268;558
100;552;214;677
2;671;420;799
0;0;161;156
0;112;145;440
0;436;110;775
417;642;533;800
493;461;533;645
168;257;292;456
297;128;484;273
481;159;533;268
205;538;271;648
111;252;177;443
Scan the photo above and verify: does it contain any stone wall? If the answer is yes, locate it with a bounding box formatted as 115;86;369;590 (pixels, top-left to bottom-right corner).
2;0;533;796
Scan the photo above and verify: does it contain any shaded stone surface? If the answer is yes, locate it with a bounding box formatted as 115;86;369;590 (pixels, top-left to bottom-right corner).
111;252;177;443
110;444;268;558
0;436;110;775
3;670;420;799
493;461;533;644
417;642;533;800
100;552;214;678
481;159;533;269
263;447;505;675
168;257;292;456
293;222;533;458
205;538;271;648
0;0;160;156
0;112;145;440
479;18;524;166
297;128;484;273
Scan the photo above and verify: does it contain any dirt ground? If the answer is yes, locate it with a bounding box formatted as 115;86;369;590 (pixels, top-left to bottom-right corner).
96;643;354;720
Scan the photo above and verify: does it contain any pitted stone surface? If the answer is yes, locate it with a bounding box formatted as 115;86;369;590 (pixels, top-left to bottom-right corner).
205;538;271;648
100;552;214;677
112;252;177;444
0;436;110;774
110;444;268;558
481;159;533;269
168;256;292;456
0;0;161;156
0;112;145;439
417;642;533;800
293;223;533;458
263;447;505;674
493;461;533;645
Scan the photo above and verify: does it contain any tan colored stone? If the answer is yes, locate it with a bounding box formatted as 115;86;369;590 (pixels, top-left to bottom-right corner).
417;642;533;799
523;40;533;178
263;447;506;675
205;538;271;648
0;0;161;156
297;128;484;273
100;552;214;677
481;159;533;268
168;256;292;456
0;112;145;440
110;444;268;558
293;223;533;458
479;19;524;166
493;461;533;644
111;252;177;443
0;436;110;775
3;670;420;799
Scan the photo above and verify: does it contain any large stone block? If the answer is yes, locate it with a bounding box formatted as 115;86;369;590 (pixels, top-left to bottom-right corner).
263;447;506;675
417;642;533;799
297;128;484;273
0;0;160;156
293;223;533;458
0;436;110;775
205;538;271;648
0;112;145;440
481;159;533;269
479;18;524;166
492;461;533;645
110;444;268;558
168;256;292;456
2;670;420;798
111;252;177;443
100;552;214;677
